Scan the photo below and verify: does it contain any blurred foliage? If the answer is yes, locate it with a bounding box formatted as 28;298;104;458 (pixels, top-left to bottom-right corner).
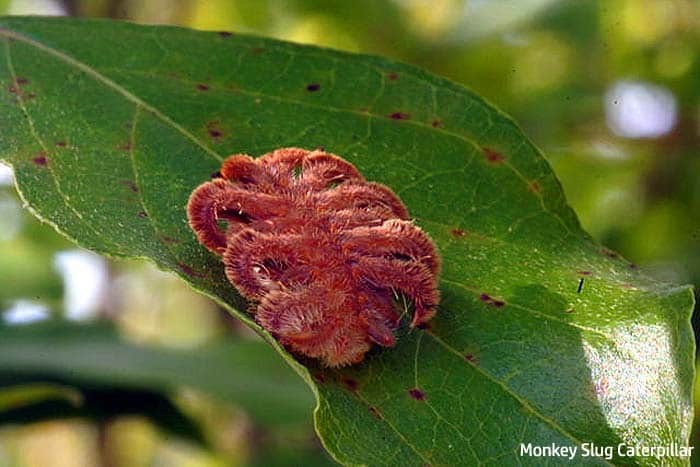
0;0;698;465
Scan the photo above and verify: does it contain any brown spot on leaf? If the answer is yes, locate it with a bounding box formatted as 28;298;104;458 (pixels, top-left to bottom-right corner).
369;406;383;420
388;112;410;120
578;271;591;276
117;142;132;151
196;83;210;91
527;180;541;193
218;31;233;37
122;180;139;193
450;228;466;237
601;248;619;259
387;72;399;81
251;47;265;54
342;378;358;391
408;388;425;401
306;83;320;92
15;77;28;85
162;236;181;244
55;141;67;148
206;121;223;139
480;293;505;308
177;263;197;277
137;211;148;218
464;354;478;364
483;147;504;164
628;263;638;270
431;119;443;128
32;153;47;166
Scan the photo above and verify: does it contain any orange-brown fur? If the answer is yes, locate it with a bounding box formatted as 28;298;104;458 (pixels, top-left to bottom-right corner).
187;148;440;366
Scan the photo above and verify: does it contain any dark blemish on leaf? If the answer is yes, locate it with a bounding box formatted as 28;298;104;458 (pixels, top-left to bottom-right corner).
342;378;358;391
206;121;223;139
480;293;505;308
388;112;410;120
25;92;36;100
359;107;369;113
369;406;383;420
527;181;541;193
210;171;223;179
122;180;139;193
32;153;47;166
306;83;320;92
629;263;638;270
450;228;466;237
431;119;443;128
117;142;133;151
483;147;504;164
177;263;197;277
313;372;326;384
408;388;425;401
577;278;584;294
162;236;181;245
196;83;210;91
464;354;478;364
601;248;618;259
387;72;399;81
55;141;67;148
137;211;148;218
15;77;28;85
8;85;18;94
578;270;591;276
251;47;265;54
218;31;233;37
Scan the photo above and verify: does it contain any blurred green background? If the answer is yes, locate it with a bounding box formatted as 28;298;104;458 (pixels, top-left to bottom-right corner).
0;0;698;466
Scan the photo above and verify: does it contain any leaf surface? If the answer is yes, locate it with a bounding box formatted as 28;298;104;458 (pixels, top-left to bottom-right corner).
0;17;694;466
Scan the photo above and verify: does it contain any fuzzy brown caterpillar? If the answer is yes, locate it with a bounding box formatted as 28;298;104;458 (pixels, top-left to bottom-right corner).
187;147;440;366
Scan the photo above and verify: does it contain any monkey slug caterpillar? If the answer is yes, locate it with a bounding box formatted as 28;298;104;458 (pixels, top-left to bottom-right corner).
187;147;440;366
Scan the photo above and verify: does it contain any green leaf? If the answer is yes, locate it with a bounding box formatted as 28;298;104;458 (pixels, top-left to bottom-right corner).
0;321;314;427
0;17;694;465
